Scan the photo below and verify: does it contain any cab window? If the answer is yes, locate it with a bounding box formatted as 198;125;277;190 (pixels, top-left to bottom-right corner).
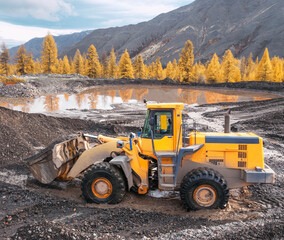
142;110;173;139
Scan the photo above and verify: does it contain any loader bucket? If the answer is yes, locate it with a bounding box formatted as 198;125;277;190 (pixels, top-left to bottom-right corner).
25;134;90;184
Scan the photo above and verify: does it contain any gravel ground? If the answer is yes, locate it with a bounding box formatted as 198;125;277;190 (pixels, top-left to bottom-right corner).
0;76;283;239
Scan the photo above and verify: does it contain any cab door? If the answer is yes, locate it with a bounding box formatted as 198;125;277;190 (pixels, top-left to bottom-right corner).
140;109;174;156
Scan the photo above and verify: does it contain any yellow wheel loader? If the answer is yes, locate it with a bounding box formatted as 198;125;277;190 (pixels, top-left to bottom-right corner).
26;103;275;210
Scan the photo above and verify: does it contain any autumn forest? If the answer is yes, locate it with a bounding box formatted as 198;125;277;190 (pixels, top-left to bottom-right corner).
0;34;283;83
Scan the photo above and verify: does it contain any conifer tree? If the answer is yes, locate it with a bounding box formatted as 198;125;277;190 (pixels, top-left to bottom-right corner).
62;56;71;74
220;50;238;83
100;49;108;77
271;57;283;82
178;40;194;82
242;53;256;81
34;59;42;73
154;57;164;80
192;62;206;83
107;47;118;78
147;62;155;79
118;49;134;79
55;59;62;74
133;54;146;79
73;49;85;75
41;33;58;73
87;44;101;78
205;53;221;83
229;65;242;82
256;48;273;81
172;59;179;81
26;53;35;74
0;43;10;75
14;45;28;75
166;61;174;79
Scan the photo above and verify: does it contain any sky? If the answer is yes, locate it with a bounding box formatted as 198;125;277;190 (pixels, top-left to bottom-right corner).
0;0;194;48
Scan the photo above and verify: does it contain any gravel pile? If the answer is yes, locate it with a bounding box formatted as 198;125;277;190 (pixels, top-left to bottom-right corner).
0;82;40;98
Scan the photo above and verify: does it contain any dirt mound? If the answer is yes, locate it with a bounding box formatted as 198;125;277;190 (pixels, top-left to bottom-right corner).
0;107;117;166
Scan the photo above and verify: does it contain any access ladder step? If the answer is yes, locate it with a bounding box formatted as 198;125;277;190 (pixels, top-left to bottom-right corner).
160;174;175;177
159;183;176;188
161;164;175;167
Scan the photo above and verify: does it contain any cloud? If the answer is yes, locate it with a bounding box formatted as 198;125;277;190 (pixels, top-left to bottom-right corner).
0;0;76;21
77;0;192;27
82;0;184;17
0;21;82;48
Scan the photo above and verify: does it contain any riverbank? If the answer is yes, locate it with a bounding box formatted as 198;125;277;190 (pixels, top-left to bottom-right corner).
0;74;283;98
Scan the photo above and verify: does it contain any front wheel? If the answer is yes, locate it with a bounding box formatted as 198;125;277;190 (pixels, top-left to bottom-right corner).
180;169;229;210
81;162;126;204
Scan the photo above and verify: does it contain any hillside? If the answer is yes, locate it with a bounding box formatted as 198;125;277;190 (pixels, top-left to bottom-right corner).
9;30;92;60
9;0;284;64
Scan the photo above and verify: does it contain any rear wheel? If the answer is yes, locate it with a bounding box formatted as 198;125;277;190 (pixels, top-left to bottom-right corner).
180;169;229;210
81;162;126;204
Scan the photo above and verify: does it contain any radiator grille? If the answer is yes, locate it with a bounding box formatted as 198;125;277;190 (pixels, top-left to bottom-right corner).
238;161;247;168
238;152;247;158
239;145;247;150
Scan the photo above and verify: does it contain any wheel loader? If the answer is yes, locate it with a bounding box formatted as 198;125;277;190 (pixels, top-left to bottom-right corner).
26;102;275;210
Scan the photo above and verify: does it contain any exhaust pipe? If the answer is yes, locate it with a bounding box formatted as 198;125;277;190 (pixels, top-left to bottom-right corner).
224;109;231;133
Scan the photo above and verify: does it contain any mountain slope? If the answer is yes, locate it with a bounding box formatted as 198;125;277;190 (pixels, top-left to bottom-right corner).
63;0;284;64
9;30;92;60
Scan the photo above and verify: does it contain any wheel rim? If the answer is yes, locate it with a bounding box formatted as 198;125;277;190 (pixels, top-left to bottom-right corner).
91;178;113;199
193;185;217;207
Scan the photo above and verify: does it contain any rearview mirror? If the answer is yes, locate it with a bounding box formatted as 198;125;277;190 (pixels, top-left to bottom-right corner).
149;111;155;126
149;117;154;126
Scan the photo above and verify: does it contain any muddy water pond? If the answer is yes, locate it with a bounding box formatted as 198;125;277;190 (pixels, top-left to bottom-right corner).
0;85;280;113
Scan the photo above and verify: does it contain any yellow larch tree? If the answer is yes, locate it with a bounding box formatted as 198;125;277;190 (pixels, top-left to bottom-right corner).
133;54;146;79
100;49;108;77
154;57;164;80
192;62;206;83
220;50;240;83
271;57;284;82
55;59;62;74
147;62;155;79
14;45;28;75
166;61;174;79
107;47;118;78
41;33;58;73
26;53;35;74
73;49;85;75
172;59;180;81
256;48;273;81
34;59;42;73
0;43;10;75
178;40;194;82
205;53;221;83
118;49;134;79
62;56;71;74
87;44;101;78
242;53;256;81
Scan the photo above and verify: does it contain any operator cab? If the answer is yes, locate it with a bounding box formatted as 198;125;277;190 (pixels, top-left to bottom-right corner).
139;103;184;157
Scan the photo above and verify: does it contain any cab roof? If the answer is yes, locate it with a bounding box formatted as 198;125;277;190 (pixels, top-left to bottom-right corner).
146;103;184;110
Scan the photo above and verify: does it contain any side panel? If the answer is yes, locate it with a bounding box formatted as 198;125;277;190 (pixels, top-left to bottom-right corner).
189;132;265;170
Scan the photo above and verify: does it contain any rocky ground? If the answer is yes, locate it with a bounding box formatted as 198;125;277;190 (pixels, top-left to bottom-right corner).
0;76;283;239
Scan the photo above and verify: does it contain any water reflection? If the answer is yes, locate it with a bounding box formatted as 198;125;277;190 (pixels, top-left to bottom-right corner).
0;86;275;113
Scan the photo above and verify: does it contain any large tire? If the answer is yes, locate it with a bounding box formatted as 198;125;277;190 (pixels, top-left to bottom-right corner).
81;162;126;204
180;168;229;210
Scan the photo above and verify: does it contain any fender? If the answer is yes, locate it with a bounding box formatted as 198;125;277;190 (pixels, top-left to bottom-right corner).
110;155;134;190
67;141;122;179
